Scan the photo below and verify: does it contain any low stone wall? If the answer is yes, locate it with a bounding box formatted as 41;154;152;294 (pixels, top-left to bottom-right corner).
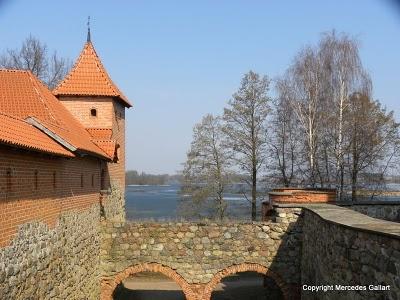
100;208;303;300
0;203;101;300
301;205;400;300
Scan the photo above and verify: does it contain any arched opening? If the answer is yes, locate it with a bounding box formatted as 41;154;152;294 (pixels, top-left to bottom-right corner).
203;263;290;300
113;271;186;300
101;263;195;300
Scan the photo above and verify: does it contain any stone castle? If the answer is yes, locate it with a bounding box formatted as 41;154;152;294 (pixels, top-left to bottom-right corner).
1;34;400;300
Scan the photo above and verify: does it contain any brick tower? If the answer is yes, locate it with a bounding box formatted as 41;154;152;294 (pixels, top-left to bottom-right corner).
53;33;132;194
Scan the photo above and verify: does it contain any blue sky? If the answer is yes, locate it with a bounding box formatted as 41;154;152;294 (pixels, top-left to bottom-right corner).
0;0;399;174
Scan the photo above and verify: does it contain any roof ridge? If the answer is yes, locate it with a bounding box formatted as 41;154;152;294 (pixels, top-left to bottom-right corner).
87;43;116;91
27;72;61;126
53;42;87;92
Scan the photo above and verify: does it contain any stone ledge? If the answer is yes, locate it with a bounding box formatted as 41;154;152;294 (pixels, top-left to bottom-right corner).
300;204;400;239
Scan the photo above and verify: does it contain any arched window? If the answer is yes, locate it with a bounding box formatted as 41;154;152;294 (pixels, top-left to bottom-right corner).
90;108;97;117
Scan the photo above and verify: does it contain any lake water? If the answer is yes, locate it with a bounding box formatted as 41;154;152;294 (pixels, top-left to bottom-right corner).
125;184;400;221
125;184;262;221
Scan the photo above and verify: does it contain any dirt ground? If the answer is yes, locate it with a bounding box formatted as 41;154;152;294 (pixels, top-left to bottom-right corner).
113;272;282;300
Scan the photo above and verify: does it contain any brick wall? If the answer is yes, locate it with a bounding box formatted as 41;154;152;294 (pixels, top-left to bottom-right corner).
0;145;103;247
108;100;126;189
58;96;113;128
269;189;336;204
58;96;126;192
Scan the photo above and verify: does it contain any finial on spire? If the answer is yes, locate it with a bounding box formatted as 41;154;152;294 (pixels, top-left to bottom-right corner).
87;16;91;42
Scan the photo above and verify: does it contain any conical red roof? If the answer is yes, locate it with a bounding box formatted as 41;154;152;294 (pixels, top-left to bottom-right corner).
53;42;132;107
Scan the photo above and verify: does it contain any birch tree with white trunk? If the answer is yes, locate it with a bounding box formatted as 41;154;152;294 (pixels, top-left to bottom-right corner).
288;47;323;186
319;31;369;199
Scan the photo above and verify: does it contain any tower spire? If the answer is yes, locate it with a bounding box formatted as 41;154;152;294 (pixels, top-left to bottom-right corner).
87;16;91;42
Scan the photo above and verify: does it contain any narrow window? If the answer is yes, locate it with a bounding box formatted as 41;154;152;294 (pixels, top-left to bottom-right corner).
113;144;120;163
6;168;12;192
90;108;97;117
34;170;38;190
81;174;84;188
100;169;105;190
53;171;57;189
91;174;95;187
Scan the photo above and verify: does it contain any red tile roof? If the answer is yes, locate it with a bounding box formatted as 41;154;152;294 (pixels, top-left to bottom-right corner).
0;69;110;159
92;140;116;158
86;128;113;140
53;42;132;108
0;112;74;157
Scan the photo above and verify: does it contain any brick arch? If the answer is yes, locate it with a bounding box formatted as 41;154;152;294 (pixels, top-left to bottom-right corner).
100;262;196;300
202;263;291;300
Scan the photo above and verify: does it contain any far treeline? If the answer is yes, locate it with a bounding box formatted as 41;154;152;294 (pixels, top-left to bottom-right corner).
126;170;181;186
181;30;400;221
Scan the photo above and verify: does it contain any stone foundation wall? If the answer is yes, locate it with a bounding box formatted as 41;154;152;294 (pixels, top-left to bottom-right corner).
0;204;101;300
301;206;400;300
100;209;303;299
101;183;125;222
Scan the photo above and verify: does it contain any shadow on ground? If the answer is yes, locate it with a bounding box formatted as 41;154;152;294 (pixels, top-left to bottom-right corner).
113;272;283;300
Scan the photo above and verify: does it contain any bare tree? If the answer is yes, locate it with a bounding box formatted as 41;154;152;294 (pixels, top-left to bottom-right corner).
223;71;271;220
269;77;302;187
0;35;71;89
180;114;230;220
288;47;324;186
345;92;399;201
319;31;371;199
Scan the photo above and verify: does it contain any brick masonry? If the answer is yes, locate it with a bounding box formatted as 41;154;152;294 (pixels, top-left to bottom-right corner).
269;188;336;204
58;96;114;128
58;96;126;194
0;145;103;247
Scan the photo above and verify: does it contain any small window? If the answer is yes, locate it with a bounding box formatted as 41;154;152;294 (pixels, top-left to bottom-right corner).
90;108;97;117
81;174;84;188
91;174;95;187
